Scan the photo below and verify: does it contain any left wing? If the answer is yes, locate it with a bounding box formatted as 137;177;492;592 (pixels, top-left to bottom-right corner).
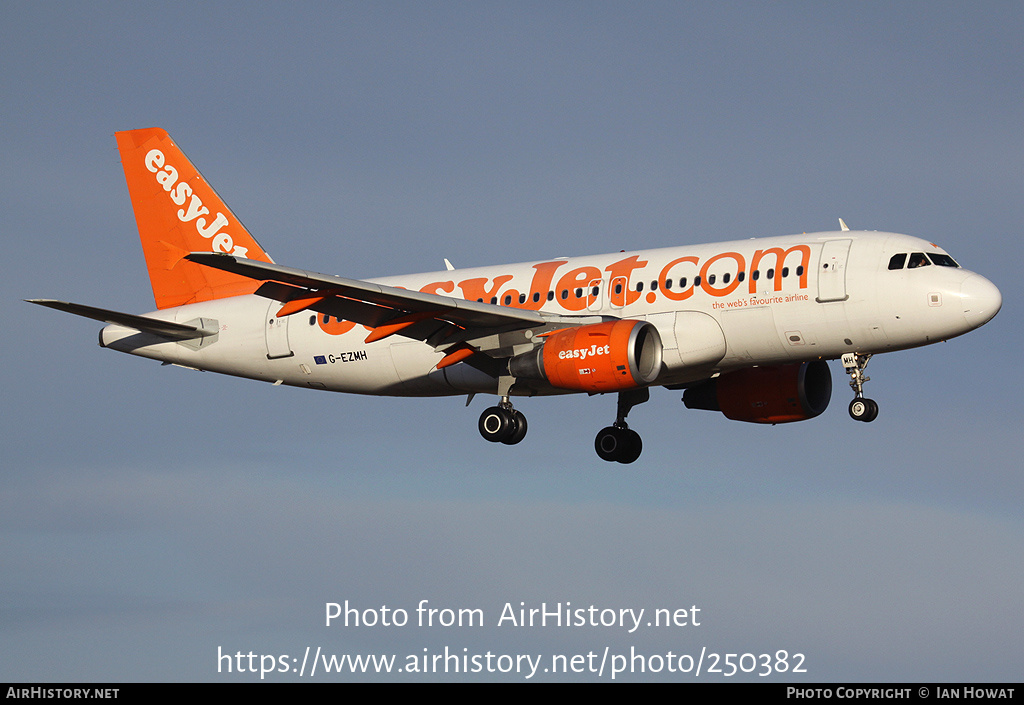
186;253;605;365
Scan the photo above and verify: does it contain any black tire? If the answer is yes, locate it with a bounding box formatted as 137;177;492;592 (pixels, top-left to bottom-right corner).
479;406;513;442
595;426;624;462
849;398;879;422
617;429;643;464
862;398;879;422
501;410;528;445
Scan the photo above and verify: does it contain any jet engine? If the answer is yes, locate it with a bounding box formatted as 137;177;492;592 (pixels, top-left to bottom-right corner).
682;360;831;424
509;319;663;393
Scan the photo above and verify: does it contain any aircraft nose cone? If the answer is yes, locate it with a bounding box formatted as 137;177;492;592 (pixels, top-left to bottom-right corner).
961;274;1002;329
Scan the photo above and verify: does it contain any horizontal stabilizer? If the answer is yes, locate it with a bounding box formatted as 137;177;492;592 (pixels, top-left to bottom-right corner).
26;299;214;341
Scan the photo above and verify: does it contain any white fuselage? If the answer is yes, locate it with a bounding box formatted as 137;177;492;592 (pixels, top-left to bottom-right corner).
99;230;1001;397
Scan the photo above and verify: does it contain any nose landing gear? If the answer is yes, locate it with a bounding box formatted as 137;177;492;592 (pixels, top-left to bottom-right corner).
842;352;878;422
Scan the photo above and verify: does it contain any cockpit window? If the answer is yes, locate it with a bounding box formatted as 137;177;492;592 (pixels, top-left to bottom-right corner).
907;252;931;269
928;253;959;267
888;251;960;271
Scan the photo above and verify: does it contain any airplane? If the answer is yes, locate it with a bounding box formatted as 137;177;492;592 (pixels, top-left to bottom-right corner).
29;128;1002;463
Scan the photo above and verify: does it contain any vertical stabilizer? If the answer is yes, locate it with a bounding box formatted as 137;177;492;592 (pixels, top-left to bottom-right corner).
115;128;274;309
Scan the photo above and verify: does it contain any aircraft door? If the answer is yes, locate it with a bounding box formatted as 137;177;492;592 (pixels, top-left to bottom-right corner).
265;301;294;359
817;239;852;302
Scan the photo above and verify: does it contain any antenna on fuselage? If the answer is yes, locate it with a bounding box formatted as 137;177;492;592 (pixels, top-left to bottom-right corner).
839;218;850;231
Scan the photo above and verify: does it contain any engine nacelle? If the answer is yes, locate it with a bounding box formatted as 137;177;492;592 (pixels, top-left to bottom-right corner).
510;320;663;392
682;360;832;424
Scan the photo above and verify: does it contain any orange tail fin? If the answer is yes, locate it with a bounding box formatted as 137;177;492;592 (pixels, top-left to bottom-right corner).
115;128;274;309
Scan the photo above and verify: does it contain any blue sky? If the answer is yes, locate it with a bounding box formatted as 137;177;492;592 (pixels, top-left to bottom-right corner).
2;1;1021;681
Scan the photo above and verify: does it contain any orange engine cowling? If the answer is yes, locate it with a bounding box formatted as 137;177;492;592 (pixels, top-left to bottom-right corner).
682;360;832;424
509;320;663;392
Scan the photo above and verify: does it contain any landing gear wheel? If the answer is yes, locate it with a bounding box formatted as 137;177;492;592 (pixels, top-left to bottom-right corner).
479;406;514;442
618;429;642;464
595;426;622;462
848;398;879;422
501;410;528;445
594;426;643;464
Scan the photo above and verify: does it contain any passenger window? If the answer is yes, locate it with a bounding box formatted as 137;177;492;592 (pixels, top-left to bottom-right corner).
665;279;673;289
708;274;716;285
723;273;731;284
888;253;907;270
908;252;930;269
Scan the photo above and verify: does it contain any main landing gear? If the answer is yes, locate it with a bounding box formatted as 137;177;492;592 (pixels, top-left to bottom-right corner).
594;388;649;464
843;352;879;423
478;398;528;445
476;388;650;463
